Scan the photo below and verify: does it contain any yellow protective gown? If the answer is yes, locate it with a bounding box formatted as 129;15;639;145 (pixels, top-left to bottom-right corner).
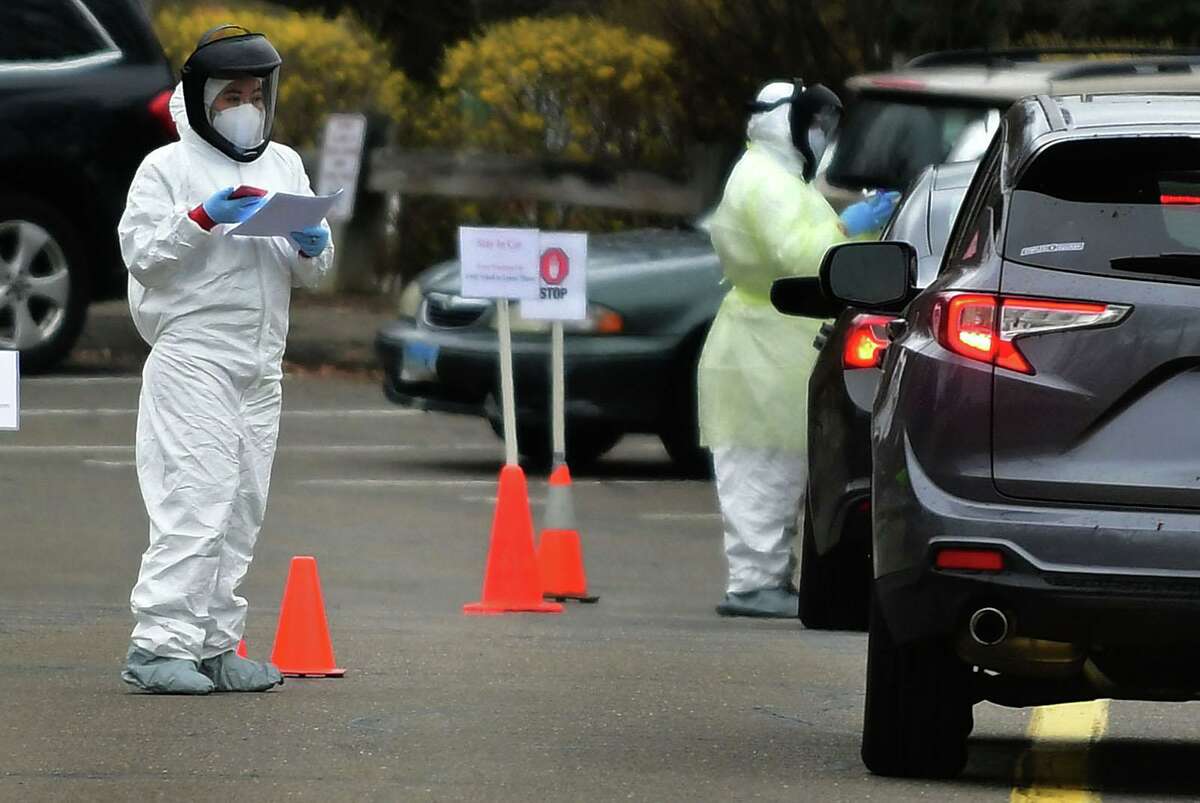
698;145;848;453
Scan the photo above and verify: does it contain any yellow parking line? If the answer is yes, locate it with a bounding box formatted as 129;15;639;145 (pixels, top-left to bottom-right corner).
1011;699;1109;802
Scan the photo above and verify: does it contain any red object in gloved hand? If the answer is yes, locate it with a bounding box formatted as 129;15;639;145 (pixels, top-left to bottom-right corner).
229;185;267;199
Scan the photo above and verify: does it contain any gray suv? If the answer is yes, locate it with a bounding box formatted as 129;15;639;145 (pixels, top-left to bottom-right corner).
780;92;1200;779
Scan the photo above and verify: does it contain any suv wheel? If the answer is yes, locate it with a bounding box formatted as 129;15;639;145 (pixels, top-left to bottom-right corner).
861;589;974;778
0;196;88;373
798;498;870;630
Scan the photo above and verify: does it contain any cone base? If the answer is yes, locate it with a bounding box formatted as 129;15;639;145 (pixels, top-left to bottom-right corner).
463;600;564;615
545;593;599;603
280;668;346;678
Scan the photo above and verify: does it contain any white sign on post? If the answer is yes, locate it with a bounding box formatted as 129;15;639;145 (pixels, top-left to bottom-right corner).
316;113;367;221
458;227;541;300
0;350;19;431
522;232;588;321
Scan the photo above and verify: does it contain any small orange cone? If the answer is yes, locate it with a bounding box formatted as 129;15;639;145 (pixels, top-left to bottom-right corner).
270;556;345;677
464;464;563;615
537;464;599;603
236;639;248;658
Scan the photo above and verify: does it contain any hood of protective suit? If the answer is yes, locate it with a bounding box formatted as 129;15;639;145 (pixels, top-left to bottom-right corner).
746;82;808;179
169;82;202;148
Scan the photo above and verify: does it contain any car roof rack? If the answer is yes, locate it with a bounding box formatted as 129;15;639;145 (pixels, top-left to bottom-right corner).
907;48;1200;70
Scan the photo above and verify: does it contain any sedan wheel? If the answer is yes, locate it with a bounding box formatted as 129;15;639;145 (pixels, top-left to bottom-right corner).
0;196;89;372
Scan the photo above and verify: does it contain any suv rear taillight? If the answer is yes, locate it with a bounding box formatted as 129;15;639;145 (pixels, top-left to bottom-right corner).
148;89;178;140
933;294;1130;375
843;314;894;369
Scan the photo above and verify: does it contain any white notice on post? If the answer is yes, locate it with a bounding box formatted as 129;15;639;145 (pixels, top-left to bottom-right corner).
458;227;541;300
0;350;18;431
522;232;588;321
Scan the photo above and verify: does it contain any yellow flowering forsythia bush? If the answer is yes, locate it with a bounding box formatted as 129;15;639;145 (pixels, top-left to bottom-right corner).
438;16;684;168
153;3;419;148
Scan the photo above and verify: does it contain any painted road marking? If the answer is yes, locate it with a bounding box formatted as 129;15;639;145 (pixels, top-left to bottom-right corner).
82;459;136;469
0;444;494;455
21;408;420;418
299;478;679;489
1011;699;1109;802
20;376;141;385
640;512;722;521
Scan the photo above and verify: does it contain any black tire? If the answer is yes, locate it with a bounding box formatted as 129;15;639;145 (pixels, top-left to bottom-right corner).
861;589;974;778
511;422;623;469
0;195;89;373
659;339;711;478
798;498;871;631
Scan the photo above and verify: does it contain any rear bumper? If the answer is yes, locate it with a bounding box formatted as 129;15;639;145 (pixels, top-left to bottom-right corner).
375;319;680;429
877;442;1200;650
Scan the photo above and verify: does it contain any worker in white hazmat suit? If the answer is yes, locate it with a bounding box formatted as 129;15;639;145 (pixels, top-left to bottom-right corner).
700;80;897;618
118;25;333;693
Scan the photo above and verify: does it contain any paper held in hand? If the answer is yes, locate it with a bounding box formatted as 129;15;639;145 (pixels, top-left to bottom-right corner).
0;350;18;431
227;189;344;238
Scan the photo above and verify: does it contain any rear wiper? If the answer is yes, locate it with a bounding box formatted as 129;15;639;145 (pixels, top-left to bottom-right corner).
1111;253;1200;278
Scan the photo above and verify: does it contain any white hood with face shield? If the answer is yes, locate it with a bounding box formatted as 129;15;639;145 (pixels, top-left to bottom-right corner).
746;81;807;179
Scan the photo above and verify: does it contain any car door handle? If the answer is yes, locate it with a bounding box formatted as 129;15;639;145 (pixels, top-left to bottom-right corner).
887;318;908;339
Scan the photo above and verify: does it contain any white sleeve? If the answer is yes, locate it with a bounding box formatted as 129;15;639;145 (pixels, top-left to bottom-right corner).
118;157;209;290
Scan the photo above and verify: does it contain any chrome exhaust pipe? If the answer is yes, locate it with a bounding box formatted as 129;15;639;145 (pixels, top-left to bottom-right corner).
969;607;1009;647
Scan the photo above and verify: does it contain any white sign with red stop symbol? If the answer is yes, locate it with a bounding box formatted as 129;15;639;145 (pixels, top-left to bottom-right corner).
522;232;588;321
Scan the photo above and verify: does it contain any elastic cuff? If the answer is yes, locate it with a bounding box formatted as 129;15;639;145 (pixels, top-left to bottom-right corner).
188;204;217;232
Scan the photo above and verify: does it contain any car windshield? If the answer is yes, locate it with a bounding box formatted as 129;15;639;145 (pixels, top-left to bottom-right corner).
826;95;995;191
1007;137;1200;279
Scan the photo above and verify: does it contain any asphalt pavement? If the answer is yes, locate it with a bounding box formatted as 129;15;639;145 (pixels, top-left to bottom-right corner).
4;369;1200;801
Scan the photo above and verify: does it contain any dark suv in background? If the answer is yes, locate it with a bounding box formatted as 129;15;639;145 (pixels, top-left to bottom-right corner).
0;0;176;371
790;93;1200;780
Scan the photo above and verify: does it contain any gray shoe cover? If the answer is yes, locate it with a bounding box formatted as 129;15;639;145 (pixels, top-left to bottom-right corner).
121;646;215;695
200;651;284;692
715;587;799;618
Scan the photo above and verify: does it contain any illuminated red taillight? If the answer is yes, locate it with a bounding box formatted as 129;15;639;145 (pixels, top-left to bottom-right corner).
1161;194;1200;205
842;314;894;369
935;548;1004;572
148;89;178;140
934;294;1129;375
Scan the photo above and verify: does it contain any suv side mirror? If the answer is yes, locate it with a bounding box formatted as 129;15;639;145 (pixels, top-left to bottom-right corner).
770;276;846;318
819;241;917;312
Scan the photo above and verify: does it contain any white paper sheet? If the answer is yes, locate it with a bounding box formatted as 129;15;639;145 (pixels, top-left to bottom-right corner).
0;350;18;431
226;190;343;238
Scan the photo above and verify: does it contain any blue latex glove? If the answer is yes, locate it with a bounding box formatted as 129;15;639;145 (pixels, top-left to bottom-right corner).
840;190;901;237
289;225;329;257
202;186;266;225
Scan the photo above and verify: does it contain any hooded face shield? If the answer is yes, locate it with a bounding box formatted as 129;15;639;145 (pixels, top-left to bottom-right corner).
181;25;281;163
747;80;843;181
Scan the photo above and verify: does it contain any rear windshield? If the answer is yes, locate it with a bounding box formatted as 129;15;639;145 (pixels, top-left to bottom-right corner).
826;95;995;190
1008;138;1200;279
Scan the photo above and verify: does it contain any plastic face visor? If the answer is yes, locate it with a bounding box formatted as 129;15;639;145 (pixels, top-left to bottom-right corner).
181;26;281;162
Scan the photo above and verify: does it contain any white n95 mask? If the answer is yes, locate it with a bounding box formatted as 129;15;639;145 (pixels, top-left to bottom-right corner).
212;103;265;150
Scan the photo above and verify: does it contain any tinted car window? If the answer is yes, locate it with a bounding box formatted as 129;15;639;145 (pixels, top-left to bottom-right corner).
945;145;1003;272
0;0;113;62
1008;137;1200;280
827;95;995;191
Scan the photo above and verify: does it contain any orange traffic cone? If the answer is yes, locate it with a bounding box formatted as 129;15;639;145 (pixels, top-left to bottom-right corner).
537;463;599;603
464;464;564;615
270;556;345;677
236;639;248;658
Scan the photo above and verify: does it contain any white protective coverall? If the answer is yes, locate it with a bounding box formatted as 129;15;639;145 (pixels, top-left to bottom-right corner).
119;85;333;660
699;84;849;595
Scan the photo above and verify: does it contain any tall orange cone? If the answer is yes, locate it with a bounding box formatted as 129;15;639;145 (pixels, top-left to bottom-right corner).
464;465;564;614
236;639;248;658
537;463;599;603
270;556;346;677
